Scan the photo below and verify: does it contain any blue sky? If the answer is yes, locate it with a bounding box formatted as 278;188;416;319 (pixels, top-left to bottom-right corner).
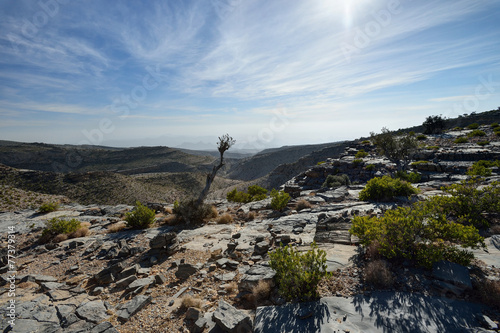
1;0;499;150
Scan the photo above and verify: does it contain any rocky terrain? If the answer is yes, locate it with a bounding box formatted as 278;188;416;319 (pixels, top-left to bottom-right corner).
1;122;500;332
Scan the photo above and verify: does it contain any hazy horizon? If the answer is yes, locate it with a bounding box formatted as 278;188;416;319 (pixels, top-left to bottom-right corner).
1;0;500;150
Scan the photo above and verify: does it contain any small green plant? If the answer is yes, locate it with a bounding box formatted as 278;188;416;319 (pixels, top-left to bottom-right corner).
477;141;490;146
40;217;82;243
38;202;59;213
395;170;421;183
467;123;480;129
270;189;290;211
355;149;369;158
411;160;430;166
365;164;376;172
454;137;468;144
467;129;486;138
416;134;427;140
269;242;331;302
317;161;326;165
322;174;351;188
491;122;499;128
453;127;463;131
125;201;156;229
353;158;364;166
361;140;371;145
359;176;418;201
426;146;439;150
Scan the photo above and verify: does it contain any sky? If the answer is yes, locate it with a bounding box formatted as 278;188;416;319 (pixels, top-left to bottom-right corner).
1;0;499;150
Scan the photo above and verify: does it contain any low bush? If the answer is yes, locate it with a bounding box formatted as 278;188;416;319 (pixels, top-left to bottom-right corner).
352;158;364;166
491;122;499;128
453;127;463;131
477;141;490;146
467;123;480;129
350;199;485;269
454;137;468;144
38;202;59;213
125;201;156;229
359;176;418;201
227;185;268;203
322;174;351;188
40;217;88;243
364;260;394;288
180;295;203;310
395;170;421;183
467;130;486;138
317;161;326;165
270;189;290;211
107;222;126;233
355;149;369;158
416;134;427;140
173;199;217;224
361;140;371;145
269;243;331;302
426;146;439;150
475;278;500;310
365;164;376;172
250;280;272;306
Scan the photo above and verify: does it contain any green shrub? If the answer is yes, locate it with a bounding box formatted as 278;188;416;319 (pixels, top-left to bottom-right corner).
355;149;369;158
409;131;415;136
322;174;351;188
467;123;480;129
125;201;156;229
454;137;468;144
41;217;81;243
453;127;463;131
317;161;326;165
426;146;439;150
227;185;268;203
477;141;490;146
365;164;376;172
423;115;446;134
395;170;421;183
350;199;485;269
361;140;371;145
411;160;430;166
359;176;418;201
38;202;59;213
437;179;500;228
416;134;427;140
353;158;364;166
467;129;486;137
269;243;331;302
491;122;499;128
173;199;216;224
270;189;290;211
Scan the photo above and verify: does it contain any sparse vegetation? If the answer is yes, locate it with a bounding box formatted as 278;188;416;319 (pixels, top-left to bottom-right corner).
270;189;290;212
395;170;421;183
361;140;371;145
38;202;59;213
173;199;217;224
322;174;351;188
355;149;368;158
454;137;468;144
125;201;156;229
107;222;126;233
352;158;364;166
40;217;89;243
365;164;376;172
180;295;203;310
467;123;480;129
467;129;486;138
416;134;427;141
426;146;439;150
359;176;418;201
490;122;499;128
250;280;272;306
269;242;331;302
411;160;430;166
477;141;490;146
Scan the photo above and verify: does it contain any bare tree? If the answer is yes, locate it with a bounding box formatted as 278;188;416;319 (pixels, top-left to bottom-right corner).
196;134;235;206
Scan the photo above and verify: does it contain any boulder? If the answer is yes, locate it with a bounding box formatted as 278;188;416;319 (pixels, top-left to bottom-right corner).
213;300;252;333
432;261;472;290
76;300;110;324
175;263;202;280
149;231;177;249
116;295;152;322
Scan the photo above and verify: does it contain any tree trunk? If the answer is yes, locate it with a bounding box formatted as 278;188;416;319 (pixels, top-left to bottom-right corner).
196;151;224;206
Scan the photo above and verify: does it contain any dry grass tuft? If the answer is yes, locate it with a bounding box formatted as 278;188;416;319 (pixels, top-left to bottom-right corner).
366;240;382;260
165;207;173;214
476;278;500;310
107;222;126;233
296;199;312;211
248;280;272;307
364;260;394;288
80;221;91;228
53;233;68;243
69;227;89;239
210;206;219;218
180;295;203;310
217;213;233;224
224;282;238;293
246;211;256;221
